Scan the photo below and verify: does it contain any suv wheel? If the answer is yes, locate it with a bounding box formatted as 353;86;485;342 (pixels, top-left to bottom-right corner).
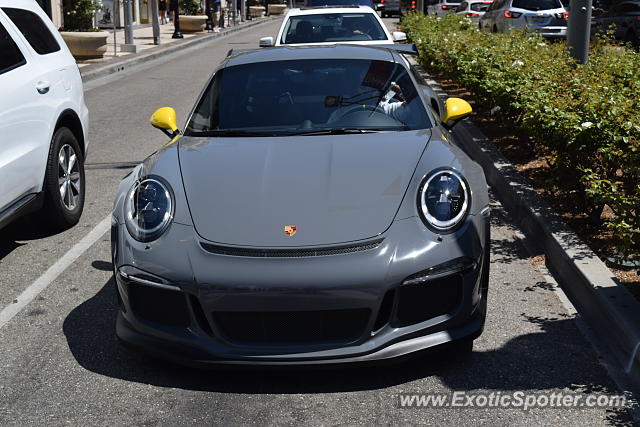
42;127;85;230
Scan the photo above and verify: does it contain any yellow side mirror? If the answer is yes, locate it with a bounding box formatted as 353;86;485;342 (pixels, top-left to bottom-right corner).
442;98;472;125
150;107;179;137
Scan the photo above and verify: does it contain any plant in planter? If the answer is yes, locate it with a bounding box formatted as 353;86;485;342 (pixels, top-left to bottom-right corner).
266;0;287;16
248;0;267;17
179;0;208;32
60;0;109;58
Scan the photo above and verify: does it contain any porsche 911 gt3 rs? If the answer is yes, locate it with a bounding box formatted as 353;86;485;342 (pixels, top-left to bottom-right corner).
111;44;490;366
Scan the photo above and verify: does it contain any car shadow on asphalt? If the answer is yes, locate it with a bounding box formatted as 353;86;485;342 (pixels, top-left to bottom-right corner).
0;214;64;261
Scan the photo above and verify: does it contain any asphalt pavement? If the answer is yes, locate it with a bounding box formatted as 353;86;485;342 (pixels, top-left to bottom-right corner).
0;17;635;426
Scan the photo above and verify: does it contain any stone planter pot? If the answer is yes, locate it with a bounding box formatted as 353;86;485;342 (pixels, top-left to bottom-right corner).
180;15;207;32
60;31;109;59
267;4;287;15
249;6;265;17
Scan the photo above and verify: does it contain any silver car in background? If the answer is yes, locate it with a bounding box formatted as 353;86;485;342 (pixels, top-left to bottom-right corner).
455;0;493;21
426;0;462;16
479;0;568;38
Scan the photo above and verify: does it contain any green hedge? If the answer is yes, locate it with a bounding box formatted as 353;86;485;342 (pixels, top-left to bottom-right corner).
402;14;640;262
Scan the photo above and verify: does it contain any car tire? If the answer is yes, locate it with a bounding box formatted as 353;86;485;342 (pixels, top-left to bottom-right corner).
41;127;85;230
492;24;498;33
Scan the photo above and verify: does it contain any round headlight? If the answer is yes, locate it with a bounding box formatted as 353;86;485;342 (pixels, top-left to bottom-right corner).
418;169;470;232
125;177;174;242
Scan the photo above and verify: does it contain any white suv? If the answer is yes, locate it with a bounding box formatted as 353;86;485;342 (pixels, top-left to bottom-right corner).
0;0;89;231
259;6;407;47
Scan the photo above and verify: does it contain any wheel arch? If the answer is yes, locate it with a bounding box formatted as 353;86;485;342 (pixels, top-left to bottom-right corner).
54;109;86;159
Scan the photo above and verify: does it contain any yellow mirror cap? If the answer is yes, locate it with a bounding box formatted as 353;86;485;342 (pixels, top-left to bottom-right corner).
150;107;178;132
443;98;473;123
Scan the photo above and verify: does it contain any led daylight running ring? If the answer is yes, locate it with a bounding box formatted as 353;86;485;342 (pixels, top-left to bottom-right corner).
125;177;174;242
419;169;470;232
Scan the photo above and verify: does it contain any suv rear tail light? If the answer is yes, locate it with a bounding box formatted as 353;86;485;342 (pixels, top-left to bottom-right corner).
466;12;480;16
411;0;416;7
442;4;449;9
503;10;522;18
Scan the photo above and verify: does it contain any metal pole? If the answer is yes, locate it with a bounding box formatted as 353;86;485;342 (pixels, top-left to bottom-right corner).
567;0;592;64
240;0;245;22
124;0;134;44
150;0;161;44
232;0;237;25
112;6;117;57
205;0;213;30
172;0;184;38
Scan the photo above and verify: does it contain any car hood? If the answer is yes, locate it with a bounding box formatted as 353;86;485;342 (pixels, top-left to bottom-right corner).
178;130;431;247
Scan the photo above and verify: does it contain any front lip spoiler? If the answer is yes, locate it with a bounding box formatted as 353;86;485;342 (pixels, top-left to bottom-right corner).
116;307;485;368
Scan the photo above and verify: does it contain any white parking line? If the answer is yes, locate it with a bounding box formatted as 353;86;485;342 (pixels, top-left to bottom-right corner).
0;215;111;330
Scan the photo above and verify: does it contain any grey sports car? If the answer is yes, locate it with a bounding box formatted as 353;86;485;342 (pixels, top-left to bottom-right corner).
111;44;490;366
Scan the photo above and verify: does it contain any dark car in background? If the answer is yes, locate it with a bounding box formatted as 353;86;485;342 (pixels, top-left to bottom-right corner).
592;0;640;47
380;0;402;17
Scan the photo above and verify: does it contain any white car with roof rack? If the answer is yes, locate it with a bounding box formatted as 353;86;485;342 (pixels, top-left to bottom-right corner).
259;5;406;47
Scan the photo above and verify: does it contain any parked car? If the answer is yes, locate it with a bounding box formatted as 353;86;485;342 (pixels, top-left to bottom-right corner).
426;0;463;16
305;0;375;8
380;0;402;17
111;44;490;366
0;0;89;232
259;6;407;47
456;0;493;21
591;0;640;48
479;0;568;38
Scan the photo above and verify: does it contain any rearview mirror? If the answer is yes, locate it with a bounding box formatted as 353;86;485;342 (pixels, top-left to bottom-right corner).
442;98;472;127
150;107;179;138
259;36;274;47
392;31;407;42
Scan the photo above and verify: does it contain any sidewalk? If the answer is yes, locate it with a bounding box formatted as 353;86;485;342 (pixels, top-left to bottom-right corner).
78;15;279;81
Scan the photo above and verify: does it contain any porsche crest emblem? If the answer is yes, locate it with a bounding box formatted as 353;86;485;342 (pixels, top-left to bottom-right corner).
284;225;297;236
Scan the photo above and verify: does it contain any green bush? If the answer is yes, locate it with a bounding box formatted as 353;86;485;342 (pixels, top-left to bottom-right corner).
62;0;102;31
402;13;640;262
179;0;201;15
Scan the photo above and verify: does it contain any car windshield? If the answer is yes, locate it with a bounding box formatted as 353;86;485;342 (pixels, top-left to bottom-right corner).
186;59;431;137
306;0;374;7
280;13;388;44
511;0;562;10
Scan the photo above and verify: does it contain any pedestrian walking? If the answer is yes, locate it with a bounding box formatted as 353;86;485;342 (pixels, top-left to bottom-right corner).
213;0;221;32
168;0;177;22
159;0;168;24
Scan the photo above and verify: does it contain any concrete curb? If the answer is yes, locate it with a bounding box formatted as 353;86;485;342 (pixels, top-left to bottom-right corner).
410;60;640;390
79;17;279;83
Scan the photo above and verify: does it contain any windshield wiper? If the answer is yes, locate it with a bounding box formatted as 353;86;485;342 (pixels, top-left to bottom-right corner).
286;128;383;136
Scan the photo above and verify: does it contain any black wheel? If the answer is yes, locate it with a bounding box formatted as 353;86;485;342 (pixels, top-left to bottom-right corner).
382;12;387;18
492;25;498;33
42;127;85;230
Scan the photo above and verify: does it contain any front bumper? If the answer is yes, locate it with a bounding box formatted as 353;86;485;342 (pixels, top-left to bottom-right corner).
112;212;489;366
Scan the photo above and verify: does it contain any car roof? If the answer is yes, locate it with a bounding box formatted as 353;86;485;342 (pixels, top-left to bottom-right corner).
225;44;401;67
286;5;376;15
